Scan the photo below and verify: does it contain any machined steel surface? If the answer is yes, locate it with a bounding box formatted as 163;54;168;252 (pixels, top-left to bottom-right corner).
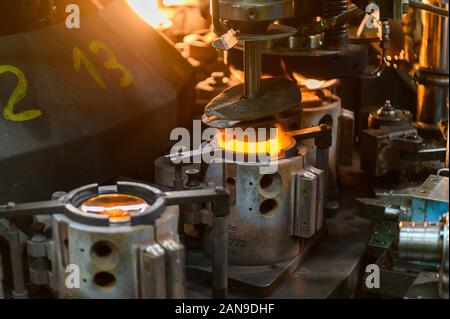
50;207;183;299
399;212;449;298
203;155;325;266
186;212;370;298
218;0;294;22
399;222;443;262
244;41;262;99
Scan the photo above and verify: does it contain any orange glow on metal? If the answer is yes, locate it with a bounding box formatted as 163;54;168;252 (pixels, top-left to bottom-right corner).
292;72;326;90
229;66;274;84
127;0;173;29
80;194;148;222
216;126;292;155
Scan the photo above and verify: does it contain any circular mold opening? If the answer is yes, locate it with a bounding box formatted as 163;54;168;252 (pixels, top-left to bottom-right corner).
91;241;115;258
94;272;116;288
259;199;278;216
80;194;149;223
259;173;282;197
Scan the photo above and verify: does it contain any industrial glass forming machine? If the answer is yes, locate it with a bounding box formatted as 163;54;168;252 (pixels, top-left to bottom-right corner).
0;0;448;300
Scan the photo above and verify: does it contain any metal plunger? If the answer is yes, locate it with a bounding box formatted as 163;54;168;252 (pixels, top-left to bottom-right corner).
244;41;262;99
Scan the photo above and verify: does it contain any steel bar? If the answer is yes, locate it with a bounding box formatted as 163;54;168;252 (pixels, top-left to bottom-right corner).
410;0;449;17
244;41;262;99
0;253;4;299
7;221;28;299
0;200;65;219
212;216;228;298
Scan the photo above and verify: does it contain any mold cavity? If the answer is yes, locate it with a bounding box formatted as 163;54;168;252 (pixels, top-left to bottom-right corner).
226;177;236;186
260;174;274;189
259;199;278;216
91;241;114;258
94;272;116;288
259;173;282;197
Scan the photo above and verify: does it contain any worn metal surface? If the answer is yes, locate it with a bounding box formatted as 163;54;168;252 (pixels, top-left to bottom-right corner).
410;175;449;221
291;168;325;237
404;271;441;299
186;213;370;298
186;227;326;298
50;204;183;299
202;77;301;128
203;156;325;266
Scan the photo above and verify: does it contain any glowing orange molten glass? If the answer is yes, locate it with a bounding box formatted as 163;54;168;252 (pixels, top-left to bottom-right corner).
81;194;148;222
216;126;292;155
292;72;325;90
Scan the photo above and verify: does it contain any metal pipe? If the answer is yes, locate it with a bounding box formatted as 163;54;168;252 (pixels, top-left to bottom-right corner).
7;220;28;299
416;0;449;128
244;41;262;99
212;216;228;298
0;253;4;299
399;221;443;262
410;0;449;17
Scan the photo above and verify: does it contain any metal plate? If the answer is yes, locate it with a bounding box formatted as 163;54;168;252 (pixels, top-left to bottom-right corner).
202;77;301;128
186;213;370;298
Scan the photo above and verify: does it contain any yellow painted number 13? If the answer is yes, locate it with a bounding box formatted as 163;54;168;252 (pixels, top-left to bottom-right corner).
73;40;133;89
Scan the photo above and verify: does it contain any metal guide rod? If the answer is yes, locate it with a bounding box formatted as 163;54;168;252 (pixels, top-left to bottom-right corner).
0;253;4;299
244;41;262;99
163;188;230;298
8;220;28;299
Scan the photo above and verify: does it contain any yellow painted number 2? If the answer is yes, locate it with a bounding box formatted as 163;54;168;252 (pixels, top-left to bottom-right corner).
0;65;43;122
73;40;133;89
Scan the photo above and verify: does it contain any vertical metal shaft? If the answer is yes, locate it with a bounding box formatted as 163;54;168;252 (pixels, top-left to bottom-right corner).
8;220;28;299
174;164;185;235
0;253;4;299
212;216;228;298
416;0;449;128
244;41;262;99
316;147;329;217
